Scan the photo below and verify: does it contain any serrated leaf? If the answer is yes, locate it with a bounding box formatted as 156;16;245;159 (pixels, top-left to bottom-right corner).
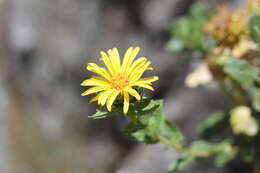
124;122;158;144
123;99;164;144
158;120;185;149
88;109;112;119
249;14;260;47
169;153;194;172
135;99;164;132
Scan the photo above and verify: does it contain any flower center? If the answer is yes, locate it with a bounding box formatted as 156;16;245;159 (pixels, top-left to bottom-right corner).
111;73;129;90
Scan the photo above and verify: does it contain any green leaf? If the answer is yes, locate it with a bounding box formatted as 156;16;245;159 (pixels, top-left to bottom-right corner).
224;58;260;85
158;120;185;149
190;2;211;20
190;140;213;153
249;14;260;47
123;99;164;144
169;153;194;172
167;2;216;53
124;122;158;144
212;141;236;167
88;108;112;119
198;111;227;135
224;58;260;111
252;88;260;112
189;140;236;167
135;99;164;132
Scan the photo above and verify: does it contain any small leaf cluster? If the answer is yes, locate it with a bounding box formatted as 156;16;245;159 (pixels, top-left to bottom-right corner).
166;3;216;54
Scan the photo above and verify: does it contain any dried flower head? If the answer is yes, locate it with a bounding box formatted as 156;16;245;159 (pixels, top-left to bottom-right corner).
203;6;248;48
246;0;260;13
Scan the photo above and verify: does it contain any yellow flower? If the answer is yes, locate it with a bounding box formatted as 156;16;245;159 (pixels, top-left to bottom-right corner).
81;47;159;114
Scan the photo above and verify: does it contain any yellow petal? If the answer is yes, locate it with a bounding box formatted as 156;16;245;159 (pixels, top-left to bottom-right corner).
86;63;111;80
100;51;115;75
121;47;134;71
122;47;140;72
129;61;151;82
89;92;104;103
106;90;120;112
100;90;113;106
108;49;120;73
112;48;121;71
133;84;154;91
97;91;108;105
81;86;108;96
131;76;159;84
126;47;140;71
127;57;147;75
123;91;130;114
81;76;110;87
123;87;141;100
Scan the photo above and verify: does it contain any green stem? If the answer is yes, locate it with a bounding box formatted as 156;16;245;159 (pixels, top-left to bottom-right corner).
156;133;210;157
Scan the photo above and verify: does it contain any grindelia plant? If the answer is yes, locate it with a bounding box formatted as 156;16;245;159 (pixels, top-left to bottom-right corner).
81;46;238;172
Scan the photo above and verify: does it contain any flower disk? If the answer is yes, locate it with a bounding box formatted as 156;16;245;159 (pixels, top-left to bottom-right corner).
81;47;159;114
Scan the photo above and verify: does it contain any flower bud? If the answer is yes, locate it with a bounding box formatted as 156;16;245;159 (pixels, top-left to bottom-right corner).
230;106;259;136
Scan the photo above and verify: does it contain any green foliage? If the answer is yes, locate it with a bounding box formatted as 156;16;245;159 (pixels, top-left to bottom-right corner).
224;58;260;85
190;140;236;167
224;58;260;111
124;99;164;144
158;120;185;149
166;3;216;53
88;108;113;119
124;99;185;146
212;141;237;167
249;14;260;47
169;140;236;172
169;153;194;172
190;140;213;153
198;111;227;134
124;122;158;144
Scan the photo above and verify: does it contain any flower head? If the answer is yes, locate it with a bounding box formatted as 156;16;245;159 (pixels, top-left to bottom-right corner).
81;47;158;114
185;63;213;88
203;6;247;48
246;0;260;13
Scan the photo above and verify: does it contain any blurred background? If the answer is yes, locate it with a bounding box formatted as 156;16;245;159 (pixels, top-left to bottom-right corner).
0;0;239;173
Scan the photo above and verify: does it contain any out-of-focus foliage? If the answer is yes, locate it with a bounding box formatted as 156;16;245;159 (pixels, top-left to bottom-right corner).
166;1;260;172
224;58;260;111
166;3;216;53
249;14;260;47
